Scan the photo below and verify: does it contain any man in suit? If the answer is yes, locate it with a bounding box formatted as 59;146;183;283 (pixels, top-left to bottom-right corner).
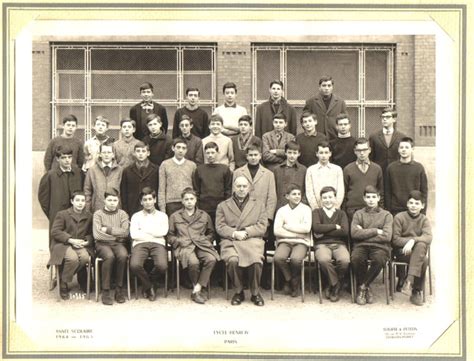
130;82;169;140
303;76;347;141
216;176;268;306
368;107;407;175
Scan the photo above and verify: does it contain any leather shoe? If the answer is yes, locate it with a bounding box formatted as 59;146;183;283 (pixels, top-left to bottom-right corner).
115;287;126;303
250;294;265;306
365;286;374;304
290;278;299;298
102;290;113;305
401;280;413;296
282;282;291;295
191;291;206;304
148;287;156;301
330;282;341;302
410;290;423;306
60;286;69;300
231;291;245;305
356;287;367;305
396;277;405;292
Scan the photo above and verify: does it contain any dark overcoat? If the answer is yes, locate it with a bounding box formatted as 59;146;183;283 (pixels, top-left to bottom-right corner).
130;101;169;140
303;93;347;140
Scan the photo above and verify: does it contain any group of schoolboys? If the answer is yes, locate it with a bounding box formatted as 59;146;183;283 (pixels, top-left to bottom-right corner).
39;77;432;307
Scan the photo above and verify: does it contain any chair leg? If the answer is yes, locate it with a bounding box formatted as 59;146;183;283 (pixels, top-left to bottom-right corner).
351;265;357;304
55;265;61;301
390;263;396;301
95;259;100;302
385;263;390;305
428;256;432;296
317;262;323;304
176;259;180;300
207;283;211;300
126;259;131;301
349;266;355;303
225;263;229;300
86;258;91;300
301;261;305;303
164;269;168;298
270;259;274;301
49;266;57;291
134;277;138;300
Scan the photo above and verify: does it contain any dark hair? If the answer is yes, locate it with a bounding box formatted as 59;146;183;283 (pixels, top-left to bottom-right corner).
285;140;300;152
99;142;114;153
139;82;153;92
222;82;237;94
172;138;188;147
300;111;317;123
400;137;414;147
316;141;332;153
319;76;334;86
120;118;136;128
204;141;219;152
269;80;283;88
179;114;193;125
246;143;262;154
95;115;110;126
145;113;162;125
104;187;120;199
185;87;200;96
209;114;224;125
381;107;397;118
354;137;370;149
408;190;425;203
134;141;149;151
285;183;301;195
181;187;197;199
139;186;157;200
238;115;253;126
363;185;380;196
55;145;73;158
273;113;287;122
320;186;336;197
62;114;78;125
335;113;350;124
70;190;85;201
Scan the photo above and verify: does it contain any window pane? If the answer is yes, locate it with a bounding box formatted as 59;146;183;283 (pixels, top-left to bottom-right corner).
91;73;178;100
286;50;358;101
91;106;127;129
55;106;85;140
183;74;212;100
365;51;388;100
346;107;359;137
164;106;177;131
365;107;385;137
256;50;280;100
57;73;85;99
183;49;213;71
56;49;84;70
91;49;177;71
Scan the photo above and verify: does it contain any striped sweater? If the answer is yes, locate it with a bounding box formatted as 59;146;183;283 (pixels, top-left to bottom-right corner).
93;208;130;244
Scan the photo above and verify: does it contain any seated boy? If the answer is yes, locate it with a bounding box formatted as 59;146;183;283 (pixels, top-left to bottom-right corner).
83;115;115;172
142;113;173;167
262;113;296;172
174;114;204;164
202;114;235;171
43;114;84;172
93;188;130;305
312;186;350;302
273;184;312;297
172;87;210;139
120;141;159;217
295;111;327;168
213;82;248;136
130;187;169;301
351;185;393;305
113;118;140;168
48;191;93;299
231;115;262;169
392;190;432;306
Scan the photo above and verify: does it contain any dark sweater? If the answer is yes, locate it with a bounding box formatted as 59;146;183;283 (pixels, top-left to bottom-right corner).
143;133;173;167
193;163;232;214
311;208;349;245
273;162;307;210
343;162;384;210
392;211;432;248
172;107;210;139
351;207;393;253
231;134;262;169
329;136;357;169
295;132;327;168
385;160;428;214
176;134;204;164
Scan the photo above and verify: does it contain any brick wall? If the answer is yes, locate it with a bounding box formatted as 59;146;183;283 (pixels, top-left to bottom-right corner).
395;36;415;138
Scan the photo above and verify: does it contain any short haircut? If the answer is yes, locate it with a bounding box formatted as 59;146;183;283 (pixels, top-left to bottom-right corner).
269;80;283;88
316;141;332;152
179;114;193;125
185;87;200;96
320;186;336;197
363;185;380;196
408;190;425;204
181;187;197;199
354;137;370;149
62;114;78;125
209;114;223;125
172;138;187;147
139;82;153;92
99;142;114;153
146;113;162;125
285;140;301;152
139;186;157;200
319;76;334;86
134;141;149;151
95;115;110;126
120;118;136;128
246;143;262;154
285;183;301;195
335;113;350;124
238;115;253;126
300;111;317;123
273;113;287;122
222;82;237;94
55;145;73;157
104;188;120;199
204;141;219;152
381;107;397;118
70;190;85;201
400;137;414;147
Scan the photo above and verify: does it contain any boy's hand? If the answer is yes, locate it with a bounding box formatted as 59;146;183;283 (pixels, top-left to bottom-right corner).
233;231;248;241
335;224;341;230
270;149;277;154
356;225;363;230
402;239;415;255
101;226;108;233
376;229;384;235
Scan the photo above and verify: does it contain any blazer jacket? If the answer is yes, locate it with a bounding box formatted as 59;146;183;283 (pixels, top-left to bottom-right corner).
262;130;296;172
129;101;169;140
303;93;347;140
255;98;297;138
369;129;407;174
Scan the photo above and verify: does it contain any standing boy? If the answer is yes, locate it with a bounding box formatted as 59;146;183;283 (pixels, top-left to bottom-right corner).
231;115;262;169
130;82;169;140
262;113;296;172
202;114;235;171
93;189;130;305
213;82;247;136
295;111;327;168
172;87;210;139
83;115;115;173
44;114;84;172
113;118;140;169
142;113;173;167
306;141;344;210
351;185;393;305
174;114;204;164
329;113;357;170
385;137;428;215
158;138;197;216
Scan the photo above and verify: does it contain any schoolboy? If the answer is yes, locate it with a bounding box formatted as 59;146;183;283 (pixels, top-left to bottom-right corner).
329;113;357;170
38;145;83;248
142;113;173;167
295;111;327;167
84;143;123;213
392;190;433;306
273;184;312;297
351;185;393;305
213;82;248;136
312;186;350;302
158;138;197;216
130;187;169;301
48;191;93;299
369;108;407;174
385;137;428;215
193;141;233;224
44;114;85;172
255;80;297;138
172;87;210;139
130;82;169;140
306;141;344;210
202;114;235;171
120;141;159;217
93;188;130;305
83;115;115;172
113;118;140;168
174;114;204;164
262;113;296;172
273;141;307;210
343;137;384;223
231;115;262;169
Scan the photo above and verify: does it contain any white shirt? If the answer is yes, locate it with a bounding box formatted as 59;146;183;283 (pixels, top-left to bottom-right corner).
130;209;169;247
213;104;248;135
306;162;344;210
273;203;312;246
